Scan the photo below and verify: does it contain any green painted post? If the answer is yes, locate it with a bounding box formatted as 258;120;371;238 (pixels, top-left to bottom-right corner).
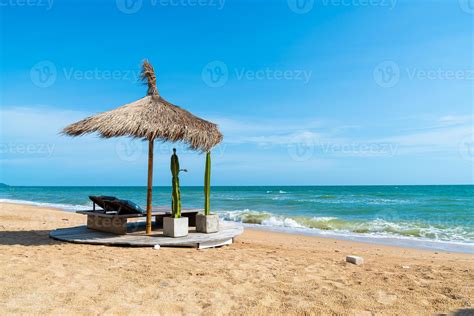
171;148;182;218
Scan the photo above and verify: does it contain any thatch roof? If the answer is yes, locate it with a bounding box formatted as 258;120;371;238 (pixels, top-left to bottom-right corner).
63;60;223;152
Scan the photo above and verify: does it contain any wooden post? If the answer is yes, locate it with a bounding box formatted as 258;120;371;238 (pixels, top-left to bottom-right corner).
146;139;154;234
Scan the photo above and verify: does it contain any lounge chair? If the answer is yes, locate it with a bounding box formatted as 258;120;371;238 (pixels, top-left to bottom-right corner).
104;199;146;215
79;197;198;234
89;195;118;213
89;196;146;215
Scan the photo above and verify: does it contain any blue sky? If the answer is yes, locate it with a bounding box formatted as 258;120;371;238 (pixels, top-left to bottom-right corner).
0;0;473;186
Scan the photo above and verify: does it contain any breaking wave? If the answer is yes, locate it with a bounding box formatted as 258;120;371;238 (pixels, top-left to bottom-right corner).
220;209;474;243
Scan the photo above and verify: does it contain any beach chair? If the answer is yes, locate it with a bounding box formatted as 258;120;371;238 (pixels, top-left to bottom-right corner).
89;196;146;215
89;195;118;213
80;196;198;234
105;199;146;215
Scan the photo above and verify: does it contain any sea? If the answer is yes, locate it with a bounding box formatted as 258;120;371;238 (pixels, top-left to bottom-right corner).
1;185;473;253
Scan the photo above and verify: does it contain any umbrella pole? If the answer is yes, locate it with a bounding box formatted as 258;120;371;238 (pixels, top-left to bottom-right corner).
146;139;154;235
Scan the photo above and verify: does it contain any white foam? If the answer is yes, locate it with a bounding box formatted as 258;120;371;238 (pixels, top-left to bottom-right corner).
217;209;474;253
311;216;338;221
261;216;304;228
1;198;472;253
0;198;89;212
239;222;474;254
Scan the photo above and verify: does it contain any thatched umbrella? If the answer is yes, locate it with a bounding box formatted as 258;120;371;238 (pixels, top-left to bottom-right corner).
63;60;223;234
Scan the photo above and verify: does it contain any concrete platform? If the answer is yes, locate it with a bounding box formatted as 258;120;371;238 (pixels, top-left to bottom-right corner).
49;221;244;249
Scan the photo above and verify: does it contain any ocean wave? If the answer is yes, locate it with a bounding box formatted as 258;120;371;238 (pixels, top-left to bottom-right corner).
317;195;337;199
266;190;287;194
366;199;413;205
1;197;473;251
295;197;413;205
220;209;474;243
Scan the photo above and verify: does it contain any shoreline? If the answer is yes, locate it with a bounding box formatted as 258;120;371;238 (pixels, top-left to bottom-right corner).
1;199;473;254
2;201;473;258
245;224;474;254
1;201;473;314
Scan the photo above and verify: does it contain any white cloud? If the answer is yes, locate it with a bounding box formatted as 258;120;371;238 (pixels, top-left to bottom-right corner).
438;114;473;126
2;106;472;161
1;106;472;185
1;105;87;142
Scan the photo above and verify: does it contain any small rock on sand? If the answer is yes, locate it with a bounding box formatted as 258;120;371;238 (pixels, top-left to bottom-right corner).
154;245;161;250
346;255;364;265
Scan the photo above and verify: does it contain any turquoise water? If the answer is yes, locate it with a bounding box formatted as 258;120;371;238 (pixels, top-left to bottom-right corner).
1;185;473;251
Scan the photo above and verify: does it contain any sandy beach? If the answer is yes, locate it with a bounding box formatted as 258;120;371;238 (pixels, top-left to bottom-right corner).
0;202;473;315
